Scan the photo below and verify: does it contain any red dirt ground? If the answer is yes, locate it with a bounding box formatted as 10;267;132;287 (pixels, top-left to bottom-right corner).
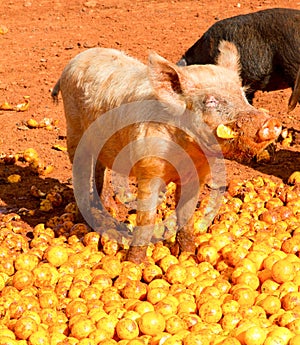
1;0;300;228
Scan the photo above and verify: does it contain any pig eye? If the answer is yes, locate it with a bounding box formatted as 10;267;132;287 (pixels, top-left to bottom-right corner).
205;96;219;108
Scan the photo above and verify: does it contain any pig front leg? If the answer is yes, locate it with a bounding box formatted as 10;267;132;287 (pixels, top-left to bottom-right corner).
126;177;164;263
173;182;200;255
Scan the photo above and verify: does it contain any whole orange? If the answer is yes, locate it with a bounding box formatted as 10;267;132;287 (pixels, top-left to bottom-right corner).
28;328;50;345
271;259;296;283
134;301;155;315
165;264;187;285
14;253;39;271
138;311;165;335
281;292;300;310
258;295;281;315
142;264;163;283
243;326;267;345
96;316;118;338
70;317;95;339
39;291;59;309
12;269;34;290
198;299;222;324
45;245;69;267
165;315;186;334
116;318;139;340
14;316;38;340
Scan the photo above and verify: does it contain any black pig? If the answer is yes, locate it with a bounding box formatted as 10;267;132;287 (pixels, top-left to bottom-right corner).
178;8;300;107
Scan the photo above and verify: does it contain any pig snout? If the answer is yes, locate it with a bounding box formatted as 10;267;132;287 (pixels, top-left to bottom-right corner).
235;110;281;143
218;111;282;164
258;118;282;142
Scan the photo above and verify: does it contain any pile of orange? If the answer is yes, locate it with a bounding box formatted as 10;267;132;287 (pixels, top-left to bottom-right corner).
0;175;300;345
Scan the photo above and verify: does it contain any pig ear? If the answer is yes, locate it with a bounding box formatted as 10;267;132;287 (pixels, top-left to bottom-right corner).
216;40;241;74
148;52;191;111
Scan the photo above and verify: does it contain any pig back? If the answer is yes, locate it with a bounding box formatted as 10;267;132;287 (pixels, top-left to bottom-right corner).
59;47;154;129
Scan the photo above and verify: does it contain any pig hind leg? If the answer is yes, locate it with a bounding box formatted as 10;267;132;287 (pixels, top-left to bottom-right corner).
65;101;85;164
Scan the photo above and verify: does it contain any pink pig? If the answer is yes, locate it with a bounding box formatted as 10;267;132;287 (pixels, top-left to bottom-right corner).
52;41;281;263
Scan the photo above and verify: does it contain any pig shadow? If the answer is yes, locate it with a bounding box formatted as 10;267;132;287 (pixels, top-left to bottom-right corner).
1;145;299;230
0;162;75;228
249;147;300;182
0;161;134;230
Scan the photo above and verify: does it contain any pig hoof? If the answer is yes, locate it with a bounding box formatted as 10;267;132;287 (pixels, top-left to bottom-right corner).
170;242;180;257
179;243;197;254
170;239;196;257
176;231;197;254
126;246;148;264
116;222;132;236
